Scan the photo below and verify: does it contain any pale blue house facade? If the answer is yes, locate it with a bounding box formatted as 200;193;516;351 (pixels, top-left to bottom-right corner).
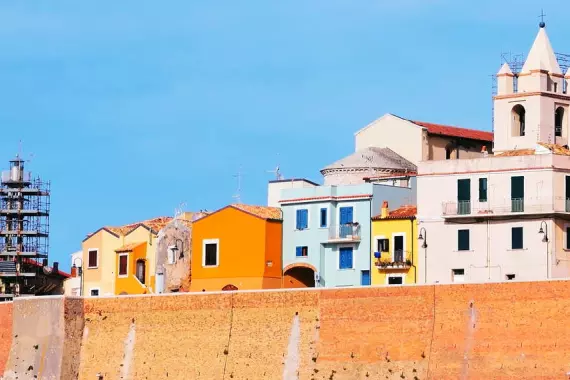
281;181;416;288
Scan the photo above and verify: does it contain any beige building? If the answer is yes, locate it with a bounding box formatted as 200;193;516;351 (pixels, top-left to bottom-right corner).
417;23;570;284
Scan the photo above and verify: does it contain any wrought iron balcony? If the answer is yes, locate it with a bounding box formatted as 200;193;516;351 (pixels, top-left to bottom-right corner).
374;251;412;270
442;196;570;218
327;223;361;242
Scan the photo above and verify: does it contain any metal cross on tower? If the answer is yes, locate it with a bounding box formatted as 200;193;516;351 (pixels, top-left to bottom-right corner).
539;9;546;28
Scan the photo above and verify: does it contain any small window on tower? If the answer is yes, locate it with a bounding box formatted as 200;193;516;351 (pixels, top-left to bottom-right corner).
512;105;526;137
555;107;564;137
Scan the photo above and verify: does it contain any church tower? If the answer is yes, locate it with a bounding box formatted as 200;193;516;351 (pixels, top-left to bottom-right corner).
493;22;570;153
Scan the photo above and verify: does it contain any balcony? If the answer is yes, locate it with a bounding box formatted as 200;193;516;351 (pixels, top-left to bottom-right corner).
374;251;412;270
326;223;361;243
442;196;570;219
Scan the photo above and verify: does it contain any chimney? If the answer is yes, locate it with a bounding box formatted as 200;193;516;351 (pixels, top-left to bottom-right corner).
381;201;389;219
53;262;59;273
71;265;78;278
481;146;488;157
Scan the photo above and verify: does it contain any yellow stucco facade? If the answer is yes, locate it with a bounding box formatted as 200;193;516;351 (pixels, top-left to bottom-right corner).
81;217;172;296
371;205;418;286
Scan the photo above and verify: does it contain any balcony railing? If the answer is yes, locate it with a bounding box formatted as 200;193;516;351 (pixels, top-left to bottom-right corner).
442;196;570;217
375;251;412;270
327;223;361;242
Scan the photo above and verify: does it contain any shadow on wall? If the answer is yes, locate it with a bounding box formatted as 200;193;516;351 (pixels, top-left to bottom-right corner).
283;267;315;288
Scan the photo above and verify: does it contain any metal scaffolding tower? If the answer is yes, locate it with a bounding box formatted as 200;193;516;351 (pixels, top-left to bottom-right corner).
0;155;50;298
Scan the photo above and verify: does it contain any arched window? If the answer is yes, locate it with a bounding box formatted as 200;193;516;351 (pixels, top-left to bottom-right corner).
555;107;564;137
512;105;526;137
222;284;238;291
445;143;456;160
136;260;146;284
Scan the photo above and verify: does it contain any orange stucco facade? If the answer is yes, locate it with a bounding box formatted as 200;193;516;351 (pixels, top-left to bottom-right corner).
190;206;282;292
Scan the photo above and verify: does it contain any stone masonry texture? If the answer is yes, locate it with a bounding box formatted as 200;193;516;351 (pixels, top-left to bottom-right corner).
0;302;12;376
4;281;570;378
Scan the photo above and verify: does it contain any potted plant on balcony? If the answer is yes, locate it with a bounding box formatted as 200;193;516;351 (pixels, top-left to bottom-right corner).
405;259;412;267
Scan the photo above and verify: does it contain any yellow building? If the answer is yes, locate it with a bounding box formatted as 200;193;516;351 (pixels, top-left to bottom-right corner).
81;216;173;296
371;202;418;285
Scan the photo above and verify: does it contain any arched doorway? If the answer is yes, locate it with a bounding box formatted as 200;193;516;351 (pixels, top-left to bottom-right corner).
222;284;238;291
136;260;146;284
283;264;316;288
512;104;526;136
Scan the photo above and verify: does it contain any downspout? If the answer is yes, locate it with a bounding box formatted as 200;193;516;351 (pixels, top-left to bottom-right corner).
411;218;417;283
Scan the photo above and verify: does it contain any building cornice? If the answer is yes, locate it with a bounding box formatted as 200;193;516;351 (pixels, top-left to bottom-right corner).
493;91;570;101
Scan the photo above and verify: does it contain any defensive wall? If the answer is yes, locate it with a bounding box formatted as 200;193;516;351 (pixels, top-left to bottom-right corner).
1;280;570;379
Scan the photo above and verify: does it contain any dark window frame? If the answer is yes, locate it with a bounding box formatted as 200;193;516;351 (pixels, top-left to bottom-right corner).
511;227;523;250
458;230;470;251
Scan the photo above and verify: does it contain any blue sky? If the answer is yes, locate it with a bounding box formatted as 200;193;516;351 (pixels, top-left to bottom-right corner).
0;1;568;268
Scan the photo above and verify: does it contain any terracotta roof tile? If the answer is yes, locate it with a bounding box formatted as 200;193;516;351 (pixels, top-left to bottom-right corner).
115;242;146;253
494;143;570;157
410;120;493;142
372;205;417;220
231;204;282;220
105;216;173;236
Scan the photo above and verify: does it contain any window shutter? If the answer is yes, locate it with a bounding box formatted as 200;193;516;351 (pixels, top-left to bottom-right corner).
296;246;302;257
296;210;302;229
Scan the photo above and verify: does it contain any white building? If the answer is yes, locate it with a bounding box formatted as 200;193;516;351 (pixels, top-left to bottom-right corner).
417;23;570;284
64;250;82;296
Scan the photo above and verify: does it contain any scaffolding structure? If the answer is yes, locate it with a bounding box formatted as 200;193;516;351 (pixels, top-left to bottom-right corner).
491;52;570;132
0;156;50;298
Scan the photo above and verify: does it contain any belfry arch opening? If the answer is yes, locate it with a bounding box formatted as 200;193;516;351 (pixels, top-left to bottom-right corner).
555;106;564;137
512;105;526;137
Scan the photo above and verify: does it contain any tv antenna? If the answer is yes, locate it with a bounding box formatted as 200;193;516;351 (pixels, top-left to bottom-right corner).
233;166;244;203
267;165;283;180
174;202;187;219
17;140;34;163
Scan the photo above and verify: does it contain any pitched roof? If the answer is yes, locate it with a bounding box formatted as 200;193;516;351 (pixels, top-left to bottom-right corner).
521;27;562;75
322;147;417;172
410;120;493;142
372;205;417;220
115;242;146;253
497;62;513;75
106;216;173;236
495;143;570;157
231;204;282;220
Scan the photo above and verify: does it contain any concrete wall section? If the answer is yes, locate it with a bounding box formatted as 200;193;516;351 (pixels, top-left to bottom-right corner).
0;302;12;376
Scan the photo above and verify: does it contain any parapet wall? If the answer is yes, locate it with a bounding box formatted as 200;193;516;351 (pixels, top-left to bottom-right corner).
3;280;570;379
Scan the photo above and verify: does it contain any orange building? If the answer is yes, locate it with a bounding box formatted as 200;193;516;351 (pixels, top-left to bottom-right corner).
190;204;283;292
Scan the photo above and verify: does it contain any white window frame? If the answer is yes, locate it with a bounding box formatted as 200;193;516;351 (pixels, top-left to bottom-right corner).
337;245;355;270
167;245;177;264
386;273;405;285
89;287;101;297
87;249;99;269
392;232;406;262
202;239;220;268
318;205;330;229
373;235;387;255
294;206;310;231
118;253;129;278
452;269;465;283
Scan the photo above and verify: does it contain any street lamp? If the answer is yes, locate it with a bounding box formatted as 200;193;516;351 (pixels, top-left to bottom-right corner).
418;227;428;283
539;221;549;278
71;257;83;296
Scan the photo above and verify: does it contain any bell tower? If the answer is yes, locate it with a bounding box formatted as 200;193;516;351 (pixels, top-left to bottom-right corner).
493;22;570;153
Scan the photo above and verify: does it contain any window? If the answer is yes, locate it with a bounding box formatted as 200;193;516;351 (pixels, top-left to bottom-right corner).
361;270;371;286
136;260;146;284
511;176;524;212
478;178;488;202
88;249;98;268
295;246;308;257
90;289;99;296
203;239;219;267
556;107;564;137
512;104;526;136
296;209;308;230
452;269;465;283
167;246;176;265
377;238;389;253
506;274;516;281
387;276;403;285
320;208;327;228
118;254;128;277
554;82;558;93
457;179;471;214
566;227;570;249
339;247;353;269
458;230;470;251
511;227;523;249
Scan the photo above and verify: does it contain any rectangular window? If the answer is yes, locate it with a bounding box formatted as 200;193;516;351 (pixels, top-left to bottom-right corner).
452;269;465;283
377;238;389;253
457;179;471;214
88;249;98;268
296;209;308;230
339;247;353;269
566;176;570;212
458;230;470;251
511;176;524;212
566;227;570;249
478;178;488;202
118;254;128;276
388;276;403;285
203;240;219;267
339;207;354;224
90;289;99;296
512;227;523;249
361;270;371;286
320;208;327;228
295;246;308;257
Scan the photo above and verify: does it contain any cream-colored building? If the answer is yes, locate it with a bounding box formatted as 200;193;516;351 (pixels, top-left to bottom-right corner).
417;23;570;284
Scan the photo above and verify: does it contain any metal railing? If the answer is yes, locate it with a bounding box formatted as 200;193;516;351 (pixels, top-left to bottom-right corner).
511;198;524;212
458;200;471;215
394;250;404;263
328;223;361;241
442;196;570;217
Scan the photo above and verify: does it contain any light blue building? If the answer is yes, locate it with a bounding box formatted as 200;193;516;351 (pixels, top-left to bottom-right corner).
280;180;416;288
